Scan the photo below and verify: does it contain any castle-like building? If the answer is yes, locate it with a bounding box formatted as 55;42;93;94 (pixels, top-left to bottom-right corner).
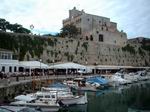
63;7;127;46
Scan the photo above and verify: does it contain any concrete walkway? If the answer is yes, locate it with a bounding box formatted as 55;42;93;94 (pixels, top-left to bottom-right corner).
0;74;100;88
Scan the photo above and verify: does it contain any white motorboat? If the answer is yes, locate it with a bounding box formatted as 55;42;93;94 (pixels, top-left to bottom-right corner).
124;72;139;83
13;82;88;107
109;72;131;86
58;92;87;106
136;71;149;81
10;92;60;112
41;83;88;105
64;78;97;91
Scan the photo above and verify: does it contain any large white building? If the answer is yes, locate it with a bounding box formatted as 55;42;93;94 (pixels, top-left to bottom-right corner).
0;49;49;74
0;48;19;73
63;7;127;46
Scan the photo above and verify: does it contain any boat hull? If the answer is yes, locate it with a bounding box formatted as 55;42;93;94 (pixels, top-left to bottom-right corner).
10;101;60;112
58;94;87;106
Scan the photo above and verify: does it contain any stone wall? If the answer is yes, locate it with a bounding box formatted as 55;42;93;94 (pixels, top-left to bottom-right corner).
0;31;149;67
63;7;127;46
36;37;150;67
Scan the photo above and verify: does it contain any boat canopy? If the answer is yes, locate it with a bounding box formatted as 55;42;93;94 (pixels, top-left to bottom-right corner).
86;76;108;85
48;82;68;88
14;95;36;102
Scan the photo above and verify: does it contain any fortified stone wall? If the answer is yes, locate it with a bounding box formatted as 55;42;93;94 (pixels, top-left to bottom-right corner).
63;7;127;46
0;31;149;67
28;37;149;67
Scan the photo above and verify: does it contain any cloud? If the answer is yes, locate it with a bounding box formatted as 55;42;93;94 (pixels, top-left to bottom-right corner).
0;0;149;38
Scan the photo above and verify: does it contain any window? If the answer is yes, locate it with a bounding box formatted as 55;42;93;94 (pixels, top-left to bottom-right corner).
90;35;93;41
86;36;89;40
14;66;17;72
45;95;50;98
8;53;11;59
2;66;5;72
52;95;55;98
9;66;12;72
37;95;43;99
99;34;104;42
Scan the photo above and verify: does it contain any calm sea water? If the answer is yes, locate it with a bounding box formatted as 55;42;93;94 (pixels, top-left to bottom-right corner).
59;81;150;112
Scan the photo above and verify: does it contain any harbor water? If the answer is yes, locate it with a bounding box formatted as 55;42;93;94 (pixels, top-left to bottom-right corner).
59;81;150;112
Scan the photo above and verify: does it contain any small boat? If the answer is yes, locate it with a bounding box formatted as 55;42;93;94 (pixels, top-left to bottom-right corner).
10;92;60;112
124;72;139;83
86;76;109;89
64;78;97;91
109;72;131;86
43;82;71;92
42;82;88;105
58;92;87;106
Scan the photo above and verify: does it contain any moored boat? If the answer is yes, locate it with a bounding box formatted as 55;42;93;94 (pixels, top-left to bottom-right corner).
42;82;88;105
10;92;60;112
64;78;97;91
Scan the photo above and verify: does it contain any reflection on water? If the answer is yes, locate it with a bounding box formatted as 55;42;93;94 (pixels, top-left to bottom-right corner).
59;104;87;112
59;81;150;112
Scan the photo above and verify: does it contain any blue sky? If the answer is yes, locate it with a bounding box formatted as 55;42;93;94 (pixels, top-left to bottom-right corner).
0;0;150;38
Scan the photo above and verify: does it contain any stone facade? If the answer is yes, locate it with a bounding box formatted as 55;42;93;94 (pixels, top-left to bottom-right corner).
33;37;149;67
63;7;127;46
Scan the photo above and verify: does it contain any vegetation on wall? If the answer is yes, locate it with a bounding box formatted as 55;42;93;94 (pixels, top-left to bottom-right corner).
82;42;88;52
122;44;136;54
64;52;74;61
138;47;145;56
47;38;55;47
141;45;150;51
75;41;80;55
0;32;46;60
60;24;79;38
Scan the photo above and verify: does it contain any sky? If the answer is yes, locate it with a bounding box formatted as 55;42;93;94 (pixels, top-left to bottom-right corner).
0;0;150;38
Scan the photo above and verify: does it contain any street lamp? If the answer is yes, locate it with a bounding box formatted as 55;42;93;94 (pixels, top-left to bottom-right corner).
86;61;88;75
39;59;42;75
30;24;34;34
52;59;55;76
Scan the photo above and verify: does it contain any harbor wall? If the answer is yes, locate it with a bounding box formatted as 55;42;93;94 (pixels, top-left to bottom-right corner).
0;32;149;66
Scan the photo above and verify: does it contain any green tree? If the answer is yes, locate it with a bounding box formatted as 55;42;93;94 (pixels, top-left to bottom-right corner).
0;18;9;32
10;23;31;34
0;18;31;34
60;24;79;37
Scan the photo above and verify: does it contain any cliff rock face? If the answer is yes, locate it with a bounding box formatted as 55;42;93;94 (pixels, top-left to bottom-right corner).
0;32;150;66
